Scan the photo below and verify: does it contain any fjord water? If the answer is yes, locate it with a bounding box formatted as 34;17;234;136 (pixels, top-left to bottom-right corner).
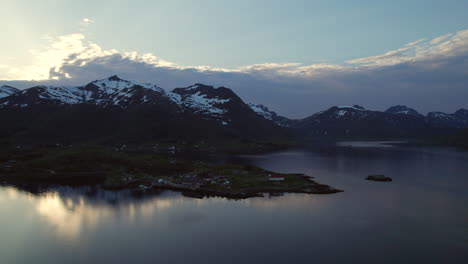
1;143;467;264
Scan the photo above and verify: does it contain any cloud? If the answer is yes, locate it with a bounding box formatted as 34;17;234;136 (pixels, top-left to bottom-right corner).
406;38;427;47
346;30;468;67
80;17;94;31
1;29;467;118
430;34;452;45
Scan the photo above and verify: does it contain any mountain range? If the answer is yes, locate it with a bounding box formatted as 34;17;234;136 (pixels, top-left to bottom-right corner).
1;76;467;146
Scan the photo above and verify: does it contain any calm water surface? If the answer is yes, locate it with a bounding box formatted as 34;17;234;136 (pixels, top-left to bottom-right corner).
1;143;467;264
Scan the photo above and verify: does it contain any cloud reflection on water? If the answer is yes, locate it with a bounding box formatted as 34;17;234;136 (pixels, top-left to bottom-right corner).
0;185;326;241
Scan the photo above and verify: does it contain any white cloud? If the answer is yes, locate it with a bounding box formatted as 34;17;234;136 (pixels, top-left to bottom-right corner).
3;28;467;82
430;34;452;44
346;30;468;67
1;28;467;117
80;17;94;31
406;38;427;46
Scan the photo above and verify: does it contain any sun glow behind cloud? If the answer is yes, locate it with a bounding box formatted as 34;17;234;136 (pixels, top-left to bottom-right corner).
1;33;89;80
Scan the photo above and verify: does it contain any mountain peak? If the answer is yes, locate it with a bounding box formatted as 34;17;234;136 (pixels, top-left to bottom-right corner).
332;105;366;111
248;103;274;120
173;84;238;99
386;105;420;115
0;85;20;98
1;85;17;89
454;108;468;119
108;75;123;81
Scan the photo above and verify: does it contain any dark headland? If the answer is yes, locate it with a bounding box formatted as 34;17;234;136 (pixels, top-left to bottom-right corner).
0;147;342;199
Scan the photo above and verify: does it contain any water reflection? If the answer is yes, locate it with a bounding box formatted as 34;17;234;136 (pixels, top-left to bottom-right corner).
0;186;181;240
1;145;467;264
0;184;332;241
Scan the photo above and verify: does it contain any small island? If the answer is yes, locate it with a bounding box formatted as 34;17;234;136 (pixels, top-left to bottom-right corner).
0;147;342;199
366;175;393;182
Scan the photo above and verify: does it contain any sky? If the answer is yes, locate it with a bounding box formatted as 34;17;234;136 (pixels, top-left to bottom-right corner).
1;0;468;118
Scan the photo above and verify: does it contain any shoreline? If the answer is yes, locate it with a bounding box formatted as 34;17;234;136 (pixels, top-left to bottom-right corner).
0;147;342;200
1;173;342;200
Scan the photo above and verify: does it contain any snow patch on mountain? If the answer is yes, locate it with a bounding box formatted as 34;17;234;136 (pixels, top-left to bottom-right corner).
91;76;165;94
184;84;202;91
336;110;347;117
428;112;456;120
386;105;420;116
395;110;410;114
248;104;274;120
325;105;368;120
182;91;230;116
0;85;19;98
337;105;365;110
38;86;84;104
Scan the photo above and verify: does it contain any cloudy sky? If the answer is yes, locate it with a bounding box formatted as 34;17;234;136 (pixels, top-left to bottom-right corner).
1;0;467;118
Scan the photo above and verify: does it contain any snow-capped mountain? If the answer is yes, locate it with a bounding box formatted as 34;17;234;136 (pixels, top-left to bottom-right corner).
81;75;179;108
322;105;368;120
172;83;238;122
247;103;294;127
291;104;468;139
426;109;468;129
385;105;421;116
291;105;429;138
0;85;19;98
248;104;274;120
1;76;467;143
0;76;290;145
1;85;84;107
0;76;293;129
454;108;468;120
0;76;278;127
0;76;179;109
171;83;286;130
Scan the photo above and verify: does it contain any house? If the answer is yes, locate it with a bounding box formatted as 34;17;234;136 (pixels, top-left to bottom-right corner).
268;174;285;181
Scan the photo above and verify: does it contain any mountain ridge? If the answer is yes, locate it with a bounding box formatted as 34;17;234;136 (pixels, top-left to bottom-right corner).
1;76;467;144
0;76;291;146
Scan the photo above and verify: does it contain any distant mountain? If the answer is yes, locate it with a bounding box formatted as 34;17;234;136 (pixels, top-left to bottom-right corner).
454;108;468;120
0;85;19;98
291;105;430;139
247;103;295;127
385;105;421;116
290;104;468;139
426;109;468;129
0;76;289;146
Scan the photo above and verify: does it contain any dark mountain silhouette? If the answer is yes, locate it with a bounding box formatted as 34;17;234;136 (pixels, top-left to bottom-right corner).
288;105;468;139
1;77;467;145
0;76;289;146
